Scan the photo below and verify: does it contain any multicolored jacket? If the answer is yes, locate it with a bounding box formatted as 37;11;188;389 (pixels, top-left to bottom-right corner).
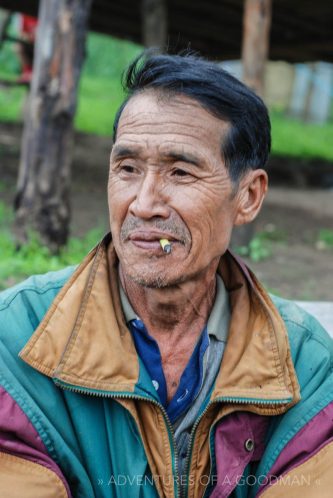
0;236;332;497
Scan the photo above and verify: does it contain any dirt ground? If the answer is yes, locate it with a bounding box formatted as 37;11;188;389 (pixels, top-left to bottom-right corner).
1;123;332;301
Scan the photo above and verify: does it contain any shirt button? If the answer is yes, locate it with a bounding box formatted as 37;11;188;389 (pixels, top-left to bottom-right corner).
177;389;189;403
152;380;159;391
244;438;254;452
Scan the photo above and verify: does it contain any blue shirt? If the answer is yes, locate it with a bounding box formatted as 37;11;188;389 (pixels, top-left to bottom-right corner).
129;319;210;423
119;274;230;424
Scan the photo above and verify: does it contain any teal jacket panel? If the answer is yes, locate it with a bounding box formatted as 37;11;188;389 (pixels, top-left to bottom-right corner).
0;268;159;498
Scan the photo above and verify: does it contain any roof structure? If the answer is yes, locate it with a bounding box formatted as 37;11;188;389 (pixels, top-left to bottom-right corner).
1;0;332;62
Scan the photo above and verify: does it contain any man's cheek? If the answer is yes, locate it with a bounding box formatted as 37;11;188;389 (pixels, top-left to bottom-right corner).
109;200;125;221
109;215;122;240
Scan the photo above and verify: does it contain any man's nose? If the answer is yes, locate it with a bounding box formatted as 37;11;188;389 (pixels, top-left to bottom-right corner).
129;171;170;220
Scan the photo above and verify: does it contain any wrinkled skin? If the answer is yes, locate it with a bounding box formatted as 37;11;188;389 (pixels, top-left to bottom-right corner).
108;91;267;399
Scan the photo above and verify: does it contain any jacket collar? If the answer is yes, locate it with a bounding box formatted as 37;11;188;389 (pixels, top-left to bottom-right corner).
20;234;300;408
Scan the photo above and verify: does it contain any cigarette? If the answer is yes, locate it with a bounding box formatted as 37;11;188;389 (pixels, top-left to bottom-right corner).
160;238;172;254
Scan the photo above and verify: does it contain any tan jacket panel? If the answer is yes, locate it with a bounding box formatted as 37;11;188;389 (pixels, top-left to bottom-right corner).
0;451;68;498
260;441;333;498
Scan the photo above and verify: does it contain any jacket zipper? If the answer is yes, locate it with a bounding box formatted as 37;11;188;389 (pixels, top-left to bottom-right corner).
182;396;292;498
53;378;181;498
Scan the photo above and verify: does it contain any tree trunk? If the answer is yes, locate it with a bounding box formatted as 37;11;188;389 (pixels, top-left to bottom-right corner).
14;0;92;252
142;0;167;49
232;0;272;250
241;0;272;98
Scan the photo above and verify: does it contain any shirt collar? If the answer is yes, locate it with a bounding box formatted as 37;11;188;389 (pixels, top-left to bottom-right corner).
119;273;230;343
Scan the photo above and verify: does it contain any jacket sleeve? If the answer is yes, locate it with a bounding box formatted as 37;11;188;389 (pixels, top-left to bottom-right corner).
0;383;71;498
259;440;333;498
0;275;74;497
254;301;333;497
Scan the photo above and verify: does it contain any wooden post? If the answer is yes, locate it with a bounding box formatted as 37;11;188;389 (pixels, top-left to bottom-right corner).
241;0;272;98
232;0;272;249
142;0;167;49
14;0;92;252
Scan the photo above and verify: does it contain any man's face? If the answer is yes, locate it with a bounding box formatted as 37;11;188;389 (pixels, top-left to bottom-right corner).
108;92;243;288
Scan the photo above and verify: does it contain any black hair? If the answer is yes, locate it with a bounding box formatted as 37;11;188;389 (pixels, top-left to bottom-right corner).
113;51;271;183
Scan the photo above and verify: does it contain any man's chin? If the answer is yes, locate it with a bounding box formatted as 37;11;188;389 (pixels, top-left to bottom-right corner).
124;267;186;289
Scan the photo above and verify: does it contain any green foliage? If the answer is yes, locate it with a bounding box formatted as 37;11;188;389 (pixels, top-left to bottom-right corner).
0;199;14;224
74;75;124;135
255;223;287;243
0;75;26;121
247;236;272;262
0;14;26;119
316;228;333;250
74;33;140;135
235;225;287;262
236;236;271;263
0;45;20;74
270;111;333;161
83;32;140;79
0;13;21;74
0;201;103;290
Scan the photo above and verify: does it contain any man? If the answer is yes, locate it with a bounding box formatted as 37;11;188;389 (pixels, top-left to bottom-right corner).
0;52;332;498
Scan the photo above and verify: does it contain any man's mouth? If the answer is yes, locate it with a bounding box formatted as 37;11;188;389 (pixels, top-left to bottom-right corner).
128;231;178;251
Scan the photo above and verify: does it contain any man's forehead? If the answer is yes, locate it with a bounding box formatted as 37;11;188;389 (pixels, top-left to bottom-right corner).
120;90;203;114
115;92;230;153
117;91;228;130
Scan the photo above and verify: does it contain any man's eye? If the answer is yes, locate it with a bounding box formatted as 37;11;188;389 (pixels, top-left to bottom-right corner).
120;165;136;174
172;168;189;177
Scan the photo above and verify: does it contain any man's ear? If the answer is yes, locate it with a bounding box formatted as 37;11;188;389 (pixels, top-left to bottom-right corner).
234;169;268;226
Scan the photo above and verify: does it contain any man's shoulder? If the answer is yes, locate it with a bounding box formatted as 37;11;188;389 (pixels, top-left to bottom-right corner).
0;265;76;310
254;295;333;496
0;266;76;349
272;294;333;343
271;294;333;378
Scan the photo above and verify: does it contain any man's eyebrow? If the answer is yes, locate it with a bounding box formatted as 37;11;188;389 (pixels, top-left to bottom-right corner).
162;152;201;167
111;145;202;168
111;145;141;160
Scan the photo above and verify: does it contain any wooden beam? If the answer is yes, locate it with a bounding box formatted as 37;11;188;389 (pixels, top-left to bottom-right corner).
142;0;167;49
0;0;39;17
170;15;241;49
241;0;272;97
269;42;333;63
236;0;272;248
14;0;92;252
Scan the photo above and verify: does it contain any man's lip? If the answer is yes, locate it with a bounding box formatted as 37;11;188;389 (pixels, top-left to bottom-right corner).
128;231;178;242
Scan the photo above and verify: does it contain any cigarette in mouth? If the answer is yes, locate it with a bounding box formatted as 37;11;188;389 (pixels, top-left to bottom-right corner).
159;238;172;254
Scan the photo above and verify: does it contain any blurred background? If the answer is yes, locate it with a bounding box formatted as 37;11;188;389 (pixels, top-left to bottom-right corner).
0;1;332;307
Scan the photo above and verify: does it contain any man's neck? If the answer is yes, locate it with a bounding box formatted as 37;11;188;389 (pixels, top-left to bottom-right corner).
119;263;217;345
119;262;219;400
